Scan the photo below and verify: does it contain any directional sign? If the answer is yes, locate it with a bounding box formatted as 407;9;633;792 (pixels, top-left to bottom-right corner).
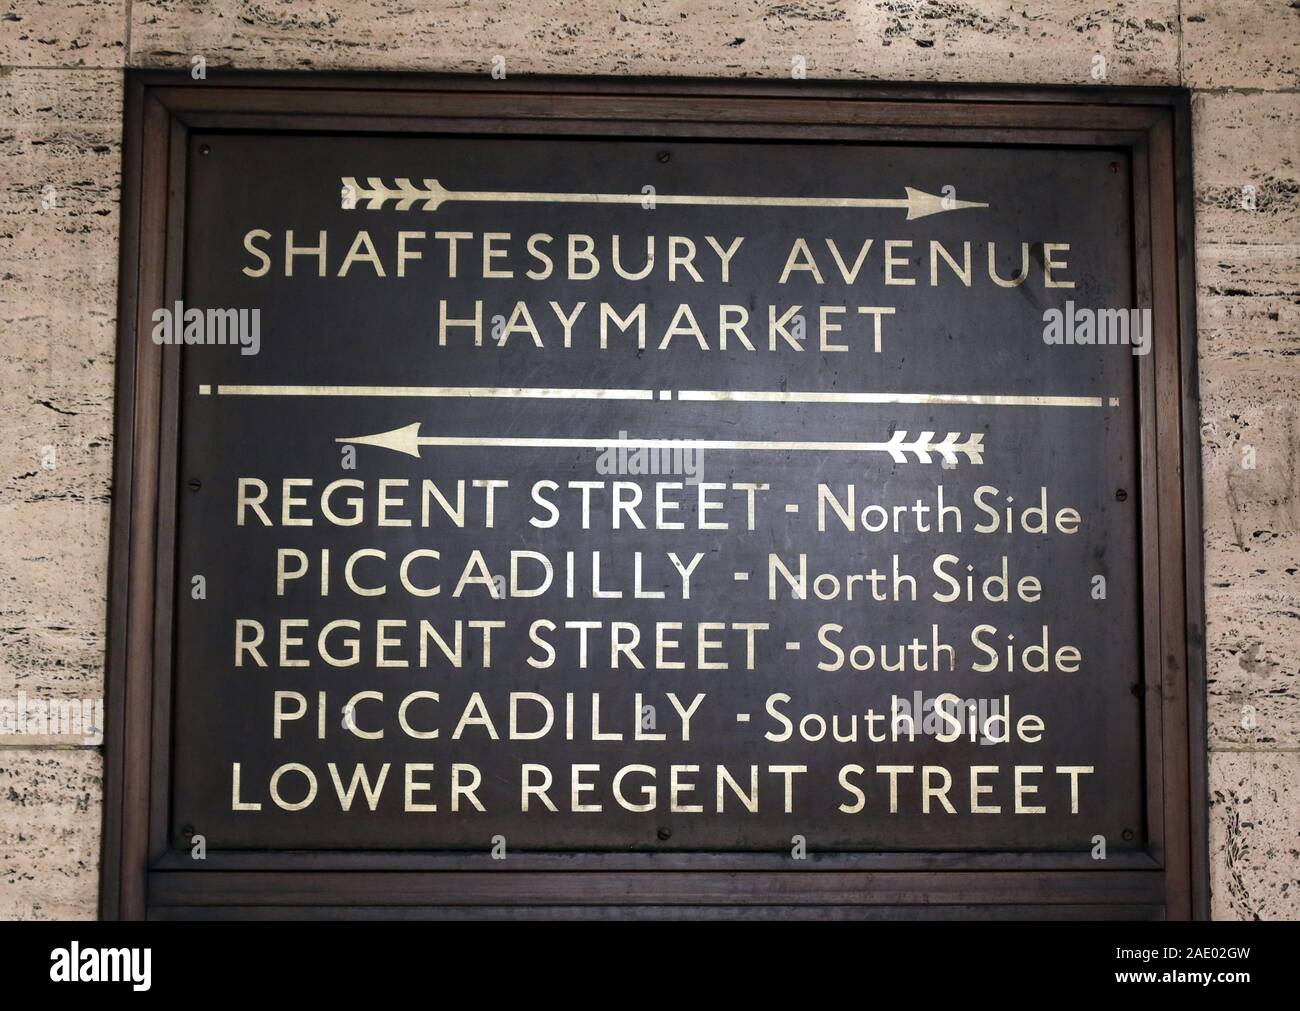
105;77;1204;919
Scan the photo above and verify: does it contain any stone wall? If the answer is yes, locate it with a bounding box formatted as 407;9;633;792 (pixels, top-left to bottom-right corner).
1;0;1295;919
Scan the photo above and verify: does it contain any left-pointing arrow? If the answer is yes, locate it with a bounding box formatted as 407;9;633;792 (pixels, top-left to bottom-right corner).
337;425;986;465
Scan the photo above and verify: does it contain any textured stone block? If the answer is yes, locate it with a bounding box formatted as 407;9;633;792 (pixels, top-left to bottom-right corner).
1203;577;1300;749
0;0;127;68
0;68;120;507
1209;750;1300;920
0;69;119;702
1192;92;1300;247
1200;359;1300;549
1200;357;1300;748
1196;243;1300;365
129;0;1180;85
1183;0;1300;90
0;500;110;700
0;749;101;920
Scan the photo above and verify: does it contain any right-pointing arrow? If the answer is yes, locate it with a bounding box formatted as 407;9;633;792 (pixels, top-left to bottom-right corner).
341;177;990;219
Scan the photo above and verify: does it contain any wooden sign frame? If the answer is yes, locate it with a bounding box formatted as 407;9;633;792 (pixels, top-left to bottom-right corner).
102;71;1206;920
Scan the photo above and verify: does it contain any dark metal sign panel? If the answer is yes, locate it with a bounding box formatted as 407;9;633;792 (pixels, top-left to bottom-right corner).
104;74;1205;919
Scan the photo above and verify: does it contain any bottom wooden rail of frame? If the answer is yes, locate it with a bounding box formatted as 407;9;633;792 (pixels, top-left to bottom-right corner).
145;868;1168;913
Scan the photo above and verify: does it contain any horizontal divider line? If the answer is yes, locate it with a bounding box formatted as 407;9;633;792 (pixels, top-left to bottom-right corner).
209;384;654;400
678;390;1107;407
203;384;1111;408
